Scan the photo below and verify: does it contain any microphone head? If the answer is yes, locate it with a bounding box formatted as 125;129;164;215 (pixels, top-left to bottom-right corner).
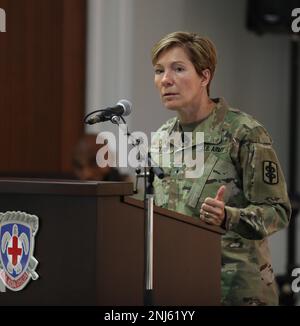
117;99;132;116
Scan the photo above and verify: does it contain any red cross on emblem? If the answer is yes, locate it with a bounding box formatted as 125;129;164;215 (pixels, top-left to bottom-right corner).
8;236;22;266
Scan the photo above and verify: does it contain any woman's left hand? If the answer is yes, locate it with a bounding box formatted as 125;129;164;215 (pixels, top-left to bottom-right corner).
200;185;226;226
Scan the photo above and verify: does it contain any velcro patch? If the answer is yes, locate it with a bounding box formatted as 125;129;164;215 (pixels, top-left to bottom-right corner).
263;161;278;185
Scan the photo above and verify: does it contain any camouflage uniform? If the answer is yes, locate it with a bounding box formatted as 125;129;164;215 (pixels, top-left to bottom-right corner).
151;98;291;306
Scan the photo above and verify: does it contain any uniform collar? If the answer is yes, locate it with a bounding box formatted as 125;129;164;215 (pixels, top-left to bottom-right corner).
167;98;229;145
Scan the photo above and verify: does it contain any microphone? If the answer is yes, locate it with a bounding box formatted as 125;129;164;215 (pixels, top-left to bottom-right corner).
86;99;132;125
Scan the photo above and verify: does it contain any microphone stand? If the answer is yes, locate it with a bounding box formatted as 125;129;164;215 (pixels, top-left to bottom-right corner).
143;153;164;306
115;119;164;306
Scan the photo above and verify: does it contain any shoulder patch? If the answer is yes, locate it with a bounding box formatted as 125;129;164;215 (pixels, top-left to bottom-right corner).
263;161;279;184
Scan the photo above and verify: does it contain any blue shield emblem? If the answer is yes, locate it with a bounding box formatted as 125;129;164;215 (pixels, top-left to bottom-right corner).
0;211;39;291
0;222;31;279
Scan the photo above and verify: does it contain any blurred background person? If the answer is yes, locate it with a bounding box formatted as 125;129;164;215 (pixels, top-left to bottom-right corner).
72;134;130;182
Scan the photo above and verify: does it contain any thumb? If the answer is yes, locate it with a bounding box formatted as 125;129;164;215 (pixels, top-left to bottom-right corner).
215;185;226;202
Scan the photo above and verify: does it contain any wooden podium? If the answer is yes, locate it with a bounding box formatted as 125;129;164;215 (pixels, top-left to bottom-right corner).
0;179;223;305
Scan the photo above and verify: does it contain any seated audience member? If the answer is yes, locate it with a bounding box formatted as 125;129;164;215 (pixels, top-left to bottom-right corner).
72;134;129;181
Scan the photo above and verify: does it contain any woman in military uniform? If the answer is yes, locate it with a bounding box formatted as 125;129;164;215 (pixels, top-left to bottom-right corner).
151;31;291;305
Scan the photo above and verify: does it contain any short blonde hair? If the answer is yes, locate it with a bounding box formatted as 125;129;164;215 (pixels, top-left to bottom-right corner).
151;31;217;96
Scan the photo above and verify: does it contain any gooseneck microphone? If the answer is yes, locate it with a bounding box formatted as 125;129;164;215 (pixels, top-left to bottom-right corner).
86;99;132;125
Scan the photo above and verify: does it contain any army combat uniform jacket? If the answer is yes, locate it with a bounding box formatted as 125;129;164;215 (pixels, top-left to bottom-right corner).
151;98;291;305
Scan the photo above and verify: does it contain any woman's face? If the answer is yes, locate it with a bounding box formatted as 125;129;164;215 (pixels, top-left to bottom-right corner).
154;46;206;111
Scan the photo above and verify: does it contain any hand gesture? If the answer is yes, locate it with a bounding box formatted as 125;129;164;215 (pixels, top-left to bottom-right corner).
200;185;226;226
